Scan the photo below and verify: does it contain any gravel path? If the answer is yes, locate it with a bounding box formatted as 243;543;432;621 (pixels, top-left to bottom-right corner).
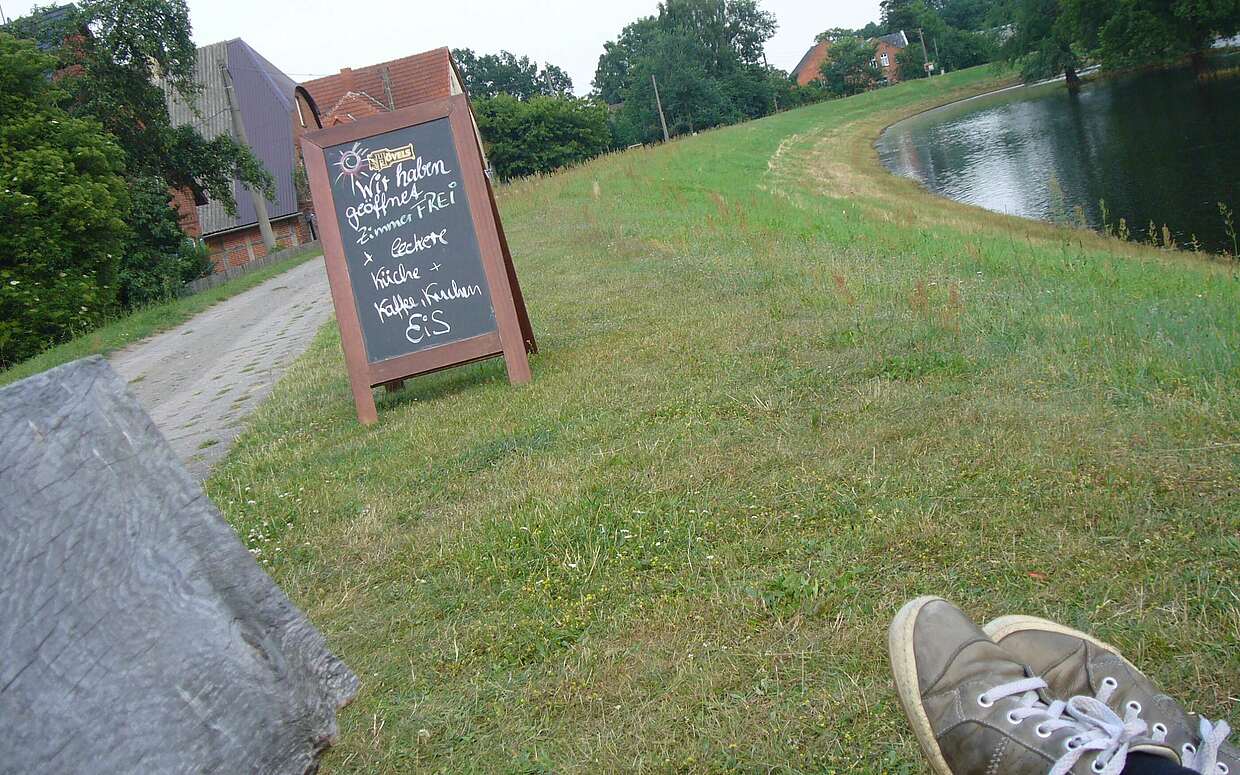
109;257;333;480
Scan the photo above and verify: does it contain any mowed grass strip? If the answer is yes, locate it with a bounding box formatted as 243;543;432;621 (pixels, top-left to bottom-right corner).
209;66;1238;774
0;248;323;386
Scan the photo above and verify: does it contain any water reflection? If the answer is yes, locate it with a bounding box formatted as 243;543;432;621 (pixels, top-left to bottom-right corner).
877;62;1240;253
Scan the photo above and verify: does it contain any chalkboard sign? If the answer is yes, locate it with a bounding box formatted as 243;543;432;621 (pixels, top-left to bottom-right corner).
302;96;532;424
324;118;495;363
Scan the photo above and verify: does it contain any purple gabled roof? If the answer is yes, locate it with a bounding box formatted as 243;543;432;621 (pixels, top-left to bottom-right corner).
164;39;301;236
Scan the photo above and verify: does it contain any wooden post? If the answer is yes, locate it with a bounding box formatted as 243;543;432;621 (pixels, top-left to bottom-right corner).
219;63;276;254
918;29;932;77
652;74;670;143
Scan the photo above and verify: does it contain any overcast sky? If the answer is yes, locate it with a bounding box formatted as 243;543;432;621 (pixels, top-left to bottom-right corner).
1;0;882;94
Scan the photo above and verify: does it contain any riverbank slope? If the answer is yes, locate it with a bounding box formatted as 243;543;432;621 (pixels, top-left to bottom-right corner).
210;66;1239;773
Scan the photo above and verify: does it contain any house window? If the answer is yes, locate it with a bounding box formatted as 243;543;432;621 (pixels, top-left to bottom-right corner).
871;58;878;68
880;52;890;67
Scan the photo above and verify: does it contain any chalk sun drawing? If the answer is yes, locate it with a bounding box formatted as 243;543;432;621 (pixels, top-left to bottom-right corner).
334;142;372;195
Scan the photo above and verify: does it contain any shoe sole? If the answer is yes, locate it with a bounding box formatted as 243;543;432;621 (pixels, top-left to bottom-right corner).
889;596;955;775
981;615;1144;677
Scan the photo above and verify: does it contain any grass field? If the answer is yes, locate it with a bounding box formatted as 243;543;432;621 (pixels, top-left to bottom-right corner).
208;66;1238;773
0;247;321;387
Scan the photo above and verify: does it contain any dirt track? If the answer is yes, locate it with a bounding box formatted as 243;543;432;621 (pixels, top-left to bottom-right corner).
109;257;332;479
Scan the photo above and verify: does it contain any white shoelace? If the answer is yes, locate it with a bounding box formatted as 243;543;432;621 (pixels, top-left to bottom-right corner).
1183;719;1232;775
1092;678;1232;774
982;677;1148;775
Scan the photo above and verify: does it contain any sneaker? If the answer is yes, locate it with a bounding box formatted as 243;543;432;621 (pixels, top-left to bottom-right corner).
984;615;1235;775
889;596;1166;774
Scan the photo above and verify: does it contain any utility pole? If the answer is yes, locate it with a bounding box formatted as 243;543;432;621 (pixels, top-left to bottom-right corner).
651;74;670;143
219;63;276;254
0;3;8;24
763;51;778;112
918;28;932;77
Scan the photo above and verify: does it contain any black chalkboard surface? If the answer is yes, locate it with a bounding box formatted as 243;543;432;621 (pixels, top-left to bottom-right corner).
324;118;496;363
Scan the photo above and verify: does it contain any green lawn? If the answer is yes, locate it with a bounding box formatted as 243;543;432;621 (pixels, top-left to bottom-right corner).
208;66;1238;773
0;247;322;386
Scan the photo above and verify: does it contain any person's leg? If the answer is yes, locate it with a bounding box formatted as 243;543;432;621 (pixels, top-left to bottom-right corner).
1122;753;1196;775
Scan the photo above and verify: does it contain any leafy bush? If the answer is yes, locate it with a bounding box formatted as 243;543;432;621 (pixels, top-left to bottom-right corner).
116;176;211;307
473;95;612;181
0;33;130;367
820;37;881;96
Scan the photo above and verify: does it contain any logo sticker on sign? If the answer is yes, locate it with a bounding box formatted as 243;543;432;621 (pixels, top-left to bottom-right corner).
366;143;415;173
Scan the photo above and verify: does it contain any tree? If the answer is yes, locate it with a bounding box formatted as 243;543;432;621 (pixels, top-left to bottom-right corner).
898;42;931;79
0;32;130;366
593;17;661;104
1001;0;1082;83
542;64;574;97
817;27;860;42
1058;0;1116;56
592;0;780;144
612;28;740;143
881;0;926;33
7;0;274;324
1085;0;1240;73
473;95;611;180
658;0;776;67
820;36;880;96
116;176;211;307
939;0;992;30
766;69;828;109
10;0;273;215
451;48;575;99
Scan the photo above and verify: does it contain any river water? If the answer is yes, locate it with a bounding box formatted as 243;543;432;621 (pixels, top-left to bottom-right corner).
876;61;1240;254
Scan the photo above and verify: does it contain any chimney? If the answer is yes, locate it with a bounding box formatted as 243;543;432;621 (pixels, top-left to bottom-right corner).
340;67;354;90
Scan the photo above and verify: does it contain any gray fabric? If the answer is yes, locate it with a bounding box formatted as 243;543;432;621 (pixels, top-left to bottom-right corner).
0;357;358;774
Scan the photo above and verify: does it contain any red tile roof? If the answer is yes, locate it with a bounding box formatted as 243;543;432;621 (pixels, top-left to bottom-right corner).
302;47;455;124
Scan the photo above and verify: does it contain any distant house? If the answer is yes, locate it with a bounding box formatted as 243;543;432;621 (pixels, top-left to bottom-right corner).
792;40;833;86
873;31;911;81
792;30;910;87
301;48;464;127
164;39;322;270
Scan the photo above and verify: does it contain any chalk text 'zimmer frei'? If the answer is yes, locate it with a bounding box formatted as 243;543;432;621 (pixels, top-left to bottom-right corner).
339;144;484;346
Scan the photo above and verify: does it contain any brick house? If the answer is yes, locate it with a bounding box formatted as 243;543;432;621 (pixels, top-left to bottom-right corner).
301;48;464;127
872;31;911;81
164;39;324;270
792;40;832;86
792;30;910;86
301;48;491;195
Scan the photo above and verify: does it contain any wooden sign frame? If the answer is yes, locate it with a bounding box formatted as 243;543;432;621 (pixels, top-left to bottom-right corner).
301;95;531;425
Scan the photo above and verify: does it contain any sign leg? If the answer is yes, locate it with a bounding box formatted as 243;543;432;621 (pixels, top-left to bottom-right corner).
350;379;378;425
497;319;532;385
